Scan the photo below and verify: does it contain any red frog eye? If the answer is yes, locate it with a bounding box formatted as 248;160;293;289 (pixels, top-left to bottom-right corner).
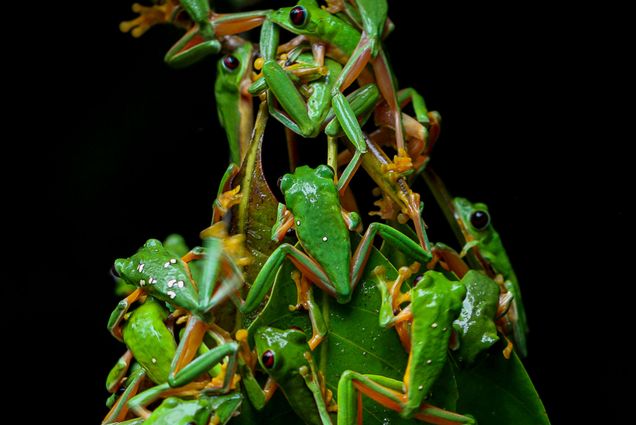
222;55;240;71
289;6;308;27
261;349;275;368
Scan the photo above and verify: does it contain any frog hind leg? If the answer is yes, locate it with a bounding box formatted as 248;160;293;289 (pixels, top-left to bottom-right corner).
337;371;475;425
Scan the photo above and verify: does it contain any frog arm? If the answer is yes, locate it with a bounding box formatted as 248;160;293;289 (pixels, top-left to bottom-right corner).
271;203;295;242
102;366;146;424
106;350;133;393
212;163;241;223
240;361;278;410
336;371;475;424
290;271;328;350
107;288;142;341
300;352;334;424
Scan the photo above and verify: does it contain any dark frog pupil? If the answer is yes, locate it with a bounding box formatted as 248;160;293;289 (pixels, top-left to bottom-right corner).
289;6;308;26
262;349;275;368
223;55;239;71
470;210;490;231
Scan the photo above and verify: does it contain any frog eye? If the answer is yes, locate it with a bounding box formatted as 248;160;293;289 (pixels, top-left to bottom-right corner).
222;55;240;71
289;6;309;27
261;350;276;369
469;210;490;231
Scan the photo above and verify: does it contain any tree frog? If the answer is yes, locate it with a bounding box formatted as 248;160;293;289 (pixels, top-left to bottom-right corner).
265;0;427;165
248;327;335;425
249;39;379;157
452;270;501;364
215;38;255;165
241;165;432;321
336;267;475;424
453;197;529;357
109;224;248;389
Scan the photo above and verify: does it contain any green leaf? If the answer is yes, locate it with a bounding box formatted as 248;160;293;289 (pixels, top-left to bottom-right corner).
231;103;280;285
451;347;551;425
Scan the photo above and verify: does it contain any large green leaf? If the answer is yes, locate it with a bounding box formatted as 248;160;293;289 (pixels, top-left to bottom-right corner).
451;347;551;425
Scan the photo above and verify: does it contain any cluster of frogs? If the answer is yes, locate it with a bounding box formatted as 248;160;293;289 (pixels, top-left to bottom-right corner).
104;1;529;424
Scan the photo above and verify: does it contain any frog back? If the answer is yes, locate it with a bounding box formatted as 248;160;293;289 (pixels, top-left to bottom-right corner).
122;299;177;384
283;166;351;293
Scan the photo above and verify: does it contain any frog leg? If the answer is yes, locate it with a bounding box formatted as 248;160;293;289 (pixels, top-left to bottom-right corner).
290;271;328;350
429;244;470;278
165;10;270;68
102;367;146;424
241;243;338;312
324;83;380;138
271;203;295;242
373;265;416;351
260;57;368;153
169;316;208;380
170;341;241;395
331;38;405;156
300;352;336;424
350;222;432;290
502;278;529;358
127;381;208;419
337;371;475;424
277;35;311;55
107;288;143;341
119;1;179;38
106;350;134;393
212;163;241;223
240;368;278;410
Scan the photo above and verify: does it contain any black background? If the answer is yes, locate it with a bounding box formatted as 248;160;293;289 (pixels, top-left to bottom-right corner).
29;1;627;423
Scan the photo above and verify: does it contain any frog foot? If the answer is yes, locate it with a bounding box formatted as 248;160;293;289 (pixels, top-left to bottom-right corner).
224;233;253;267
235;329;256;370
369;192;399;220
119;1;178;38
381;148;414;176
391;264;418;309
289;270;309;311
209;362;241;391
216;186;242;216
323;0;345;13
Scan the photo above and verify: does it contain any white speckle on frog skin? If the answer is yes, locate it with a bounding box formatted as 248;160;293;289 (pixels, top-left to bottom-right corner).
167;291;176;299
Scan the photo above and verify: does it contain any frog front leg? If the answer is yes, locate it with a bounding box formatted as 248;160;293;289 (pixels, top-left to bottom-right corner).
337;372;475;424
290;271;328;350
103;365;146;424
